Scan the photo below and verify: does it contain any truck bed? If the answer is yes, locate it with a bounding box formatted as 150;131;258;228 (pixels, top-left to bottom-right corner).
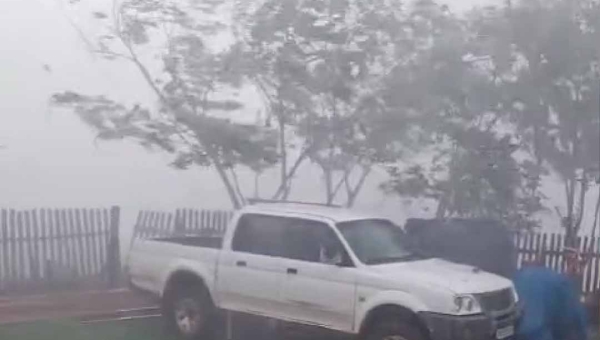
127;236;223;296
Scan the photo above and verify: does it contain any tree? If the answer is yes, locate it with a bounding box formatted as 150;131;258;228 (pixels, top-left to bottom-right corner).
472;0;600;239
243;0;408;206
380;0;546;229
51;0;278;209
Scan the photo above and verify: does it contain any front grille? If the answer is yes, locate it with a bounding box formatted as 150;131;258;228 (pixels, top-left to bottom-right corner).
476;288;514;312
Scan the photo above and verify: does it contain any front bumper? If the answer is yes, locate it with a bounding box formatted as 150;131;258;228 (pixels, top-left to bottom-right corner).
419;303;522;340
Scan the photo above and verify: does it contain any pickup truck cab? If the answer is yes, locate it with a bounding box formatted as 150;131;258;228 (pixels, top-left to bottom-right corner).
127;202;520;340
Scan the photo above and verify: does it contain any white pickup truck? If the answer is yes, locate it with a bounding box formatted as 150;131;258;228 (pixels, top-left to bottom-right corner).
127;202;521;340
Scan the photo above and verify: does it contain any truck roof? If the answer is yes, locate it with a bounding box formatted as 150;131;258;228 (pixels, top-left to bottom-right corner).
242;202;381;223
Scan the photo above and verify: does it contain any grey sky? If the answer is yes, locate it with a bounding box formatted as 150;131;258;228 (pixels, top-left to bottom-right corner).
2;0;593;237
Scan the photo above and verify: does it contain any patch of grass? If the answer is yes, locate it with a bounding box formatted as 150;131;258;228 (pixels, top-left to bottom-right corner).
0;318;177;340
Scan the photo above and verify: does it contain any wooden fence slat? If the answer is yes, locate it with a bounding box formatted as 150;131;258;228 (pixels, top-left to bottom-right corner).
200;210;207;235
90;209;100;276
96;208;105;276
39;209;48;280
106;207;121;288
22;211;31;281
156;213;165;237
153;211;162;238
585;237;595;293
32;210;42;282
549;233;557;271
593;237;600;290
582;236;589;292
8;210;16;283
142;211;151;239
75;209;87;277
557;234;564;273
217;210;223;233
150;212;159;238
55;209;66;267
95;209;103;275
46;209;55;281
164;213;173;236
26;210;40;282
98;209;109;276
138;211;148;239
514;233;521;268
528;233;535;262
101;208;111;276
89;208;97;275
186;209;193;234
135;211;145;240
193;210;200;234
1;209;8;284
81;209;93;276
176;209;185;235
130;211;143;247
145;211;155;238
541;233;548;266
65;209;79;277
71;208;82;278
59;210;73;274
16;211;25;283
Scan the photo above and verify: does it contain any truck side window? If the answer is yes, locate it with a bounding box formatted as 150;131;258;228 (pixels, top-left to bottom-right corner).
232;214;288;257
284;219;345;265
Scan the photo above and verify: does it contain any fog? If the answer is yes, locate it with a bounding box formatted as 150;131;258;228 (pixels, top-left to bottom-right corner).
0;0;597;250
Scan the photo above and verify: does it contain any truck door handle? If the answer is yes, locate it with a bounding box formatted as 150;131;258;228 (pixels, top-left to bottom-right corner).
236;260;247;267
287;268;298;275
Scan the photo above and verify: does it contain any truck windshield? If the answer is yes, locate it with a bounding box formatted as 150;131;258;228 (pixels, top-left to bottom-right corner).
337;219;420;265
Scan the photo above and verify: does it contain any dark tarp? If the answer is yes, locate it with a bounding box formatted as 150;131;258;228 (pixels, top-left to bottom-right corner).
404;218;517;279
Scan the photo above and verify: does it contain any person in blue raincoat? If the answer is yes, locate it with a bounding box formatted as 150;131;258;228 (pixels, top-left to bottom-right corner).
513;255;588;340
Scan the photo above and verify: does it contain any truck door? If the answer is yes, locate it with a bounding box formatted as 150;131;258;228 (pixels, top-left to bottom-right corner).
280;218;357;333
216;214;289;317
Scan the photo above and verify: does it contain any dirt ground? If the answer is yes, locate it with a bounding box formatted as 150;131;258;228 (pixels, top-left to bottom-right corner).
0;289;156;325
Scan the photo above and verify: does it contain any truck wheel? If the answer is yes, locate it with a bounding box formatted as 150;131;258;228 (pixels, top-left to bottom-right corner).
366;319;426;340
164;285;215;339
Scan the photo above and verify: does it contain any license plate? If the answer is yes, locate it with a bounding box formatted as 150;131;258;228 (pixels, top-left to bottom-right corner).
496;325;515;339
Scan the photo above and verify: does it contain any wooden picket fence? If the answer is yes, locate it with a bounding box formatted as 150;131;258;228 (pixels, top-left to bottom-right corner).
514;232;600;293
0;207;121;295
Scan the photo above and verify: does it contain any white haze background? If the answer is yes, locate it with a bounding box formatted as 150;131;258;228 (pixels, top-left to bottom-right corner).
1;0;597;249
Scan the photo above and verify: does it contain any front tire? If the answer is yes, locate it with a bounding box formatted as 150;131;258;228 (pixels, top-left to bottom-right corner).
163;284;215;339
365;319;426;340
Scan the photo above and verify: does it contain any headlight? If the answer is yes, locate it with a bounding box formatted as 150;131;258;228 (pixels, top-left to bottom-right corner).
512;287;519;303
453;295;482;315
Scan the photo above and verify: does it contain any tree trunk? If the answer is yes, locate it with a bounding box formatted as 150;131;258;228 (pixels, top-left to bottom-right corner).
204;146;242;209
345;166;371;208
276;95;289;200
435;195;448;219
271;146;311;200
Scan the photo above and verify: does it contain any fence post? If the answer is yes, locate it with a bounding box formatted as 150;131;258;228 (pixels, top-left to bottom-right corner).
107;206;121;288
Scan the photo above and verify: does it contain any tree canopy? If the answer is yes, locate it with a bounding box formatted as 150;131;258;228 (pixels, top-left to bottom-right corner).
52;0;600;233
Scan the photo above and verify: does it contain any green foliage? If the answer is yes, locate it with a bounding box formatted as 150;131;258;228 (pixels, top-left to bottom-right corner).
243;0;408;204
379;0;552;229
57;0;599;222
54;0;278;208
468;0;600;235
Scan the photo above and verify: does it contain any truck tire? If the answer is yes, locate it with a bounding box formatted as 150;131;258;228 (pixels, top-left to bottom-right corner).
365;318;426;340
164;284;215;339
